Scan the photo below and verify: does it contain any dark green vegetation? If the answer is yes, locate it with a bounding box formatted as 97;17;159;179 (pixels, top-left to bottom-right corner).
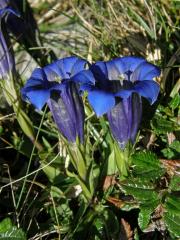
0;0;179;239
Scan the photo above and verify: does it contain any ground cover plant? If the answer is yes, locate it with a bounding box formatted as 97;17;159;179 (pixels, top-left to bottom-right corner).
0;0;179;239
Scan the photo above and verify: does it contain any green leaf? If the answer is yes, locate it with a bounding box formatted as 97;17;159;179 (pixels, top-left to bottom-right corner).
106;150;118;175
131;151;164;180
164;193;180;238
48;197;72;227
164;212;180;238
41;162;61;183
0;218;26;240
170;80;180;98
0;228;26;240
161;148;176;159
165;194;180;215
162;140;180;159
138;207;152;230
113;141;130;178
138;199;159;231
169;93;180;109
169;175;180;191
0;219;12;233
151;116;176;134
119;178;159;202
88;163;100;197
170;140;180;153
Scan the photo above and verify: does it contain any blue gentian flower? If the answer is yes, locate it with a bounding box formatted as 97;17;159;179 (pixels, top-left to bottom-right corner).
0;7;19;79
77;56;160;148
21;56;88;143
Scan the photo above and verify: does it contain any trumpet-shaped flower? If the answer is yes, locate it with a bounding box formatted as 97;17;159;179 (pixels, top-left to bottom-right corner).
77;56;160;148
21;56;88;142
0;7;19;79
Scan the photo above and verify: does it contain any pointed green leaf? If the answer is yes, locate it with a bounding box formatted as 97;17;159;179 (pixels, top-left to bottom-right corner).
0;219;12;233
131;151;164;180
138;207;152;230
169;175;180;191
41;162;61;183
138;200;159;231
107;150;118;175
169;93;180;109
164;193;180;238
119;178;159;201
165;194;180;214
151;116;177;134
164;212;180;238
0;218;26;240
0;227;26;240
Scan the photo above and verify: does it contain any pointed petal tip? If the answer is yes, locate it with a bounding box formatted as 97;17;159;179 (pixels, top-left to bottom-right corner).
88;90;115;116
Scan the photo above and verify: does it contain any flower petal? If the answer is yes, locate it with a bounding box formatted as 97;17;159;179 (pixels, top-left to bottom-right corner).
48;92;77;142
88;90;115;116
48;82;84;143
134;80;160;104
70;58;88;76
112;56;146;75
130;93;142;143
72;70;95;85
30;68;46;80
107;100;129;148
23;89;50;110
91;61;108;78
90;62;109;88
115;89;134;99
92;57;146;82
44;56;88;81
131;61;160;81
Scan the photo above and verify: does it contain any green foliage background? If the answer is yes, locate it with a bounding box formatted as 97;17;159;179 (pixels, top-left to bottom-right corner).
0;0;179;239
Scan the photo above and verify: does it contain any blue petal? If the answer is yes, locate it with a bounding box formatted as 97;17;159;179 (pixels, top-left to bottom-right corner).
30;68;46;81
112;56;146;75
131;61;161;81
115;89;134;99
25;89;50;110
90;62;109;88
106;60;121;80
72;70;95;85
23;78;44;89
48;82;85;143
91;61;108;78
62;56;87;77
70;58;88;76
107;100;129;147
44;56;88;81
48;95;77;142
93;57;146;82
44;62;63;82
88;90;115;116
134;80;160;104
